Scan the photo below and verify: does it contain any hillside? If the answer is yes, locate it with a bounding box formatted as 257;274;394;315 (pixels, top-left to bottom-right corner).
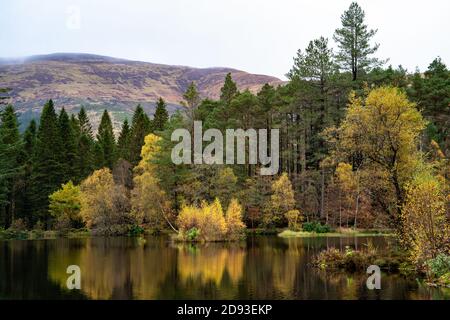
0;53;284;131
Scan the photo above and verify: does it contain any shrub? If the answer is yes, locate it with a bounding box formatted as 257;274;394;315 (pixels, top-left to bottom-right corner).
128;225;145;237
314;247;377;271
186;227;200;241
302;221;331;233
425;254;450;279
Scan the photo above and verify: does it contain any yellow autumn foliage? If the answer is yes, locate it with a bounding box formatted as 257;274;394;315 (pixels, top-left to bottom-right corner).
131;133;172;229
401;171;450;265
177;198;245;241
79;168;131;232
265;172;296;227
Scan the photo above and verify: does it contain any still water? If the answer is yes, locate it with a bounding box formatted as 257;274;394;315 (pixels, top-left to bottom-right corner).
0;235;448;300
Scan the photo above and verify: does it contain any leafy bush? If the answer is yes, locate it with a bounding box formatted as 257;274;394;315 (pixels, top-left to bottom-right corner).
302;221;331;233
128;225;145;236
425;254;450;279
186;227;200;241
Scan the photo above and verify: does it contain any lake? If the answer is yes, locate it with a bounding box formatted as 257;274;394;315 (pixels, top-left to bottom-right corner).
0;235;448;299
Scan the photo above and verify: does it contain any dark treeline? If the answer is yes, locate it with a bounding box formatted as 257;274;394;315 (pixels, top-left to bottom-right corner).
0;2;449;233
0;97;169;228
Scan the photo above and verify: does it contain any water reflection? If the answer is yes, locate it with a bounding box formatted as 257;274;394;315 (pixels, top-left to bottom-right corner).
1;236;449;300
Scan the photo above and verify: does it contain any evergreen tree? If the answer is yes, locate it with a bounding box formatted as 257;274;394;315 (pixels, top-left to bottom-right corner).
59;108;78;181
182;82;200;127
117;118;131;161
31;100;65;225
333;2;382;81
0;105;22;227
153;97;169;132
129;105;151;165
78;106;93;138
23;119;37;160
95;110;116;169
408;57;450;153
70;114;80;139
75;107;95;181
20;119;37;225
288;37;340;167
220;73;238;106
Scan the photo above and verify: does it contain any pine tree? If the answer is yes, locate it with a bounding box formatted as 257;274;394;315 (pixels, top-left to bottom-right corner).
129;105;151;165
95;110;116;169
20;119;37;225
78;106;93;138
75;107;95;181
117;118;131;161
333;2;382;81
220;73;238;106
0;105;22;227
182;82;200;127
59;108;78;181
153;97;169;131
31;100;65;225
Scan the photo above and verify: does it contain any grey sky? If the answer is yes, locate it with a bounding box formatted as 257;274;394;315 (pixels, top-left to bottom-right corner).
1;0;449;79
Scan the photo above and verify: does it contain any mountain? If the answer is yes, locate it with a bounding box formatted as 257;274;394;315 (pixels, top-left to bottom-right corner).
0;53;284;131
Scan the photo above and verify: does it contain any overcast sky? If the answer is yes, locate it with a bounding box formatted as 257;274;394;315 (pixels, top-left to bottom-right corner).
1;0;449;79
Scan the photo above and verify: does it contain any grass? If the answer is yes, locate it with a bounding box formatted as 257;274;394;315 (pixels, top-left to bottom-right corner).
278;228;395;238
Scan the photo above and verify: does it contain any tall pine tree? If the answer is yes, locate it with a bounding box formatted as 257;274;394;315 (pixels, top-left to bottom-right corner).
153;97;169;131
129;104;151;165
75;107;95;181
220;73;238;106
31;100;64;225
333;2;382;81
59;108;78;181
95;110;116;169
20;119;37;225
0;105;22;227
117;118;131;161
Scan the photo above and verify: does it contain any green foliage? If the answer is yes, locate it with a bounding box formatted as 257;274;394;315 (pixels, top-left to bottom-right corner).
186;227;200;241
220;73;238;106
49;181;82;229
302;221;331;233
0;104;23;228
333;1;382;80
129;104;152;165
59;108;78;181
408;57;450;153
128;224;145;237
74;107;95;182
425;254;450;279
95;110;116;169
153;97;169;132
31;99;65;224
117;118;131;161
